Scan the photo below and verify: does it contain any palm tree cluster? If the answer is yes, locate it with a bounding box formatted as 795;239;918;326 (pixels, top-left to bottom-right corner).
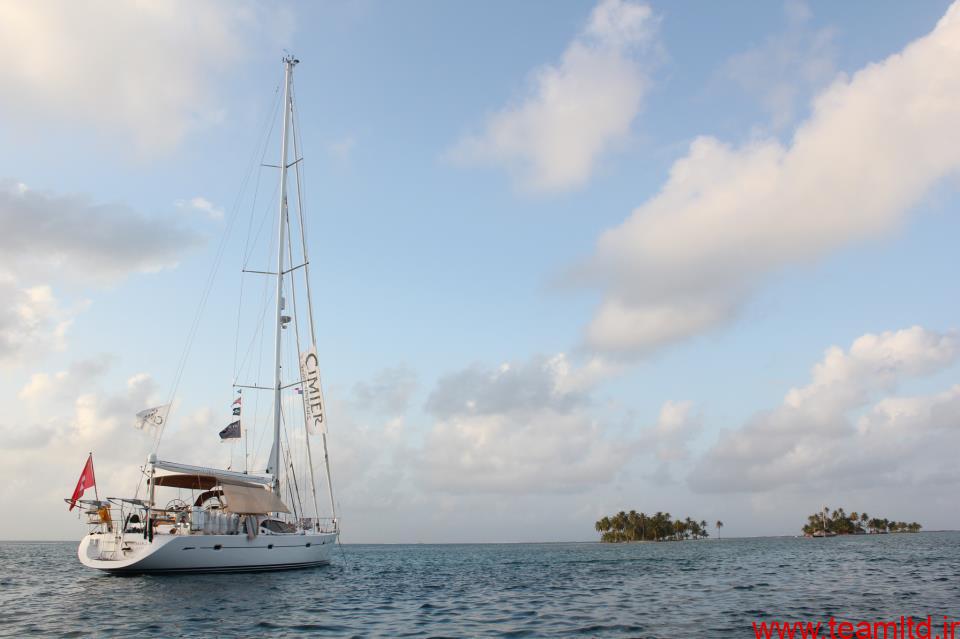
801;507;922;536
595;510;711;542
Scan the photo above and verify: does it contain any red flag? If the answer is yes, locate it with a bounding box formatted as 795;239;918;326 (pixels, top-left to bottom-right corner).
68;454;96;511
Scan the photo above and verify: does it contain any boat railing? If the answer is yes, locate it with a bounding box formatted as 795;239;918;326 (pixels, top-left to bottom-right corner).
83;505;337;536
306;517;338;534
82;504;122;533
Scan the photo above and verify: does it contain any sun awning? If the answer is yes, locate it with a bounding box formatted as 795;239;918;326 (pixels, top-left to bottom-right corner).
221;483;290;514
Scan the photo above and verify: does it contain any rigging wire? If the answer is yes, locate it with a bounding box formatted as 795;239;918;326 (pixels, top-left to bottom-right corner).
280;402;305;520
233;86;283;382
283;180;322;521
152;82;283;454
248;212;279;470
291;82;338;526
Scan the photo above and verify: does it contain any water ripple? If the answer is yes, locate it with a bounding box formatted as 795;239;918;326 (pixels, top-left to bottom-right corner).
1;534;958;637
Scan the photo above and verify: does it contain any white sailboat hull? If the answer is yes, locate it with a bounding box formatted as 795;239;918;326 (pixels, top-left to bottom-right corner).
78;531;337;574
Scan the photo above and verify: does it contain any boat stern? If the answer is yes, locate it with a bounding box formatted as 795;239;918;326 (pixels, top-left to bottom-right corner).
78;532;172;572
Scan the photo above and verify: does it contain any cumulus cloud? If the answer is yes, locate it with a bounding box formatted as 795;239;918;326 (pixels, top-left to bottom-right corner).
578;2;960;357
18;355;112;401
645;400;701;463
0;180;203;284
0;279;77;364
0;368;163;534
449;0;658;191
0;181;202;361
0;0;288;153
0;362;251;537
417;354;635;494
425;355;587;419
689;327;960;493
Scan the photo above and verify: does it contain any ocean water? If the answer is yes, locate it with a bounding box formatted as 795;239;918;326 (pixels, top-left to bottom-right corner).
2;534;959;637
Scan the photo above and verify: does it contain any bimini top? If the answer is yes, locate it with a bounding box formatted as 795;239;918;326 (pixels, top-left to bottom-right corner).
220;483;289;514
152;473;290;514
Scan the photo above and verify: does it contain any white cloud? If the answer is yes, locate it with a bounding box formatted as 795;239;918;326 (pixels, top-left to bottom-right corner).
721;0;837;129
0;356;606;542
689;327;960;493
290;360;638;539
0;368;163;536
18;355;112;401
417;354;635;494
578;1;960;357
417;410;632;494
0;0;289;154
0;279;77;364
424;354;588;419
0;180;202;283
0;362;249;538
646;400;701;463
176;196;224;221
0;181;201;362
449;0;658;191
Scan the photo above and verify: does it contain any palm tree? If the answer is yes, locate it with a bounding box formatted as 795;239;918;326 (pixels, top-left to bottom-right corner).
595;516;612;541
596;510;716;543
797;508;921;537
674;519;685;541
716;520;723;540
627;510;640;541
613;511;627;541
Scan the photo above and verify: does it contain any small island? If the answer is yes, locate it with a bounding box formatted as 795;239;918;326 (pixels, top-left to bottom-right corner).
802;507;921;537
595;511;713;542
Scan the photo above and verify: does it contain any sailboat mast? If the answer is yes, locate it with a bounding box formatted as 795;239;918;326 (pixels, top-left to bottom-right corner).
269;55;298;494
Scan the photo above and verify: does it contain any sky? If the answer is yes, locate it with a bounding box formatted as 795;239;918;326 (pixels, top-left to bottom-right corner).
1;0;959;543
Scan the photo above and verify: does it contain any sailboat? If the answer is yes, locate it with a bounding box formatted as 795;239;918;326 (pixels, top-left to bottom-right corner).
71;56;340;573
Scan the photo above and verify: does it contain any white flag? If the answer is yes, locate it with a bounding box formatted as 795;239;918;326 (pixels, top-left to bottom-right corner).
135;404;170;433
299;347;326;434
